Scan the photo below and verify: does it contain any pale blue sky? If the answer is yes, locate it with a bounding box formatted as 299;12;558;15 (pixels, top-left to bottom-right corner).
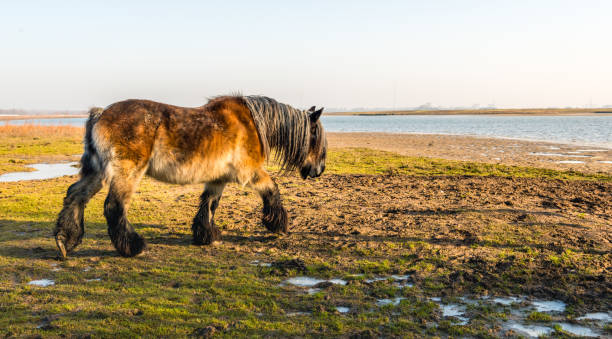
1;0;611;110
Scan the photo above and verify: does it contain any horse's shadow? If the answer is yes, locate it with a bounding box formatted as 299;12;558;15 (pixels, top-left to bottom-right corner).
0;218;283;259
0;219;134;260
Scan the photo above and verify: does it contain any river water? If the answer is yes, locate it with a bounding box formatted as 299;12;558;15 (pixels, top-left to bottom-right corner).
3;115;611;148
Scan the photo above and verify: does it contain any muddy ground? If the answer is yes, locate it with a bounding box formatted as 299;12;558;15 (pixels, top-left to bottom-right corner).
220;174;611;311
1;127;611;337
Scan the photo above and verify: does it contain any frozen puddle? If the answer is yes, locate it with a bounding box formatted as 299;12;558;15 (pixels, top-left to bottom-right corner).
440;304;469;325
577;312;612;322
28;279;55;287
599;161;612;164
505;322;552;337
429;298;469;325
377;297;405;306
249;260;272;267
530;300;566;313
85;278;101;282
284;276;347;288
505;321;601;338
286;311;310;317
377;294;603;336
491;296;523;305
0;162;78;182
557;323;601;337
366;274;412;287
336;306;350;313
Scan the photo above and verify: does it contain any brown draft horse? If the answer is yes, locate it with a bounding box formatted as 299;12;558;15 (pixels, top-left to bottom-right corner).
54;95;327;258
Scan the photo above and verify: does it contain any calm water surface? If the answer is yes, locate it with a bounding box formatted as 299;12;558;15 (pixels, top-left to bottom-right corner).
3;115;611;148
321;115;612;148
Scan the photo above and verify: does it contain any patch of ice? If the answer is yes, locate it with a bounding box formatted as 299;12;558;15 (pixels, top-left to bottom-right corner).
531;300;566;313
428;297;470;325
336;306;350;313
440;304;465;317
286;312;310;317
394;281;414;288
28;279;55;287
454;316;469;325
576;149;608;152
459;296;480;305
492;296;523;305
328;279;348;285
598;161;612;164
556;323;600;337
390;275;410;280
577;312;612;322
285;277;325;287
506;322;553;337
366;275;411;284
376;297;405;306
249;260;272;267
439;303;469;325
0;162;79;182
85;278;101;282
284;276;346;287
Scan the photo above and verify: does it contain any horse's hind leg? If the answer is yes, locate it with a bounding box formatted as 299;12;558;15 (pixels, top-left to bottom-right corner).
192;182;226;245
104;165;147;257
54;172;103;258
250;168;288;233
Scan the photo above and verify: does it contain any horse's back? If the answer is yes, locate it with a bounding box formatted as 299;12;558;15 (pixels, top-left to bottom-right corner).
93;97;263;185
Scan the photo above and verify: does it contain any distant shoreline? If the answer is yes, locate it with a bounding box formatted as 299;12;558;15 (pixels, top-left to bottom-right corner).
325;108;612;116
2;109;612;120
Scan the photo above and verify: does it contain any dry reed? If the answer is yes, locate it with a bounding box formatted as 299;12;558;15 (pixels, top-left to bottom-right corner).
0;124;84;138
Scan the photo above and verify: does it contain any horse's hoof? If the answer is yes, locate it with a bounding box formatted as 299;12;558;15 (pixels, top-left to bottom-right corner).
56;237;67;259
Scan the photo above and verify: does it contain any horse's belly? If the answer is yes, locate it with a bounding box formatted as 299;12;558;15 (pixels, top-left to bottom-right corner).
146;153;233;185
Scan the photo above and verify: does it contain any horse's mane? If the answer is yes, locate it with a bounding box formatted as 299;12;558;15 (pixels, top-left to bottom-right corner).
240;95;310;172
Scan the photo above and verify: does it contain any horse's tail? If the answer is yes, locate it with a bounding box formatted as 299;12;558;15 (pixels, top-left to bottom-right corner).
80;107;109;179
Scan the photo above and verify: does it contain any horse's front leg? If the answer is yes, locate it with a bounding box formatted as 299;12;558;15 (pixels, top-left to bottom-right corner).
251;168;288;233
192;182;226;245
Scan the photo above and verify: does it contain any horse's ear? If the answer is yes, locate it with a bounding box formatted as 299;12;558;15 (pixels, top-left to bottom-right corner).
309;107;324;122
308;106;316;113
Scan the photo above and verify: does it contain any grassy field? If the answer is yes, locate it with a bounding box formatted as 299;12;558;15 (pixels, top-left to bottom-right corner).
0;127;610;337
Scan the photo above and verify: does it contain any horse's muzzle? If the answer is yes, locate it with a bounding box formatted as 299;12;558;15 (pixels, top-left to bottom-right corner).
300;165;324;179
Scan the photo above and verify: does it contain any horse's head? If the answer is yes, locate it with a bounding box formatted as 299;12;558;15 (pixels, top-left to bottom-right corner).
300;106;327;179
